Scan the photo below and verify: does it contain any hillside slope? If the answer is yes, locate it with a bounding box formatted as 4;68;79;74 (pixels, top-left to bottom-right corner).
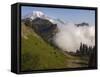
21;23;88;71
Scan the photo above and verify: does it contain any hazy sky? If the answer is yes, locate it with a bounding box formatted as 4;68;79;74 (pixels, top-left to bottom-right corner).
21;6;95;26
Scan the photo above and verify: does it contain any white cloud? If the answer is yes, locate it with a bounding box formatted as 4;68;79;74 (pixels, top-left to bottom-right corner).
53;22;95;52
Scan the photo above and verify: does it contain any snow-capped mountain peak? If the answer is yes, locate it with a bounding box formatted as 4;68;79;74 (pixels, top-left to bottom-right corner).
30;11;47;20
33;11;45;17
22;11;66;25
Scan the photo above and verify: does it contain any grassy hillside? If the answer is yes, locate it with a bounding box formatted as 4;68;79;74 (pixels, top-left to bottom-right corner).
21;23;88;71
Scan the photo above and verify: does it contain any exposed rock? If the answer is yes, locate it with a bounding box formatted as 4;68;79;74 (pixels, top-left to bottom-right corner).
75;22;89;27
31;18;58;43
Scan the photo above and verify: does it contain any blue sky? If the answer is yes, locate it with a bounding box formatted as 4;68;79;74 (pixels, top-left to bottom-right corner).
21;6;95;26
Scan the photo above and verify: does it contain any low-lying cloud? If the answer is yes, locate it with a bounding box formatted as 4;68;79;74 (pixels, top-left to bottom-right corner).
53;22;95;52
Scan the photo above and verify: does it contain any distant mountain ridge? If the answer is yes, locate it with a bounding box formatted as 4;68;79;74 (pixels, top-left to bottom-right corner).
22;11;55;23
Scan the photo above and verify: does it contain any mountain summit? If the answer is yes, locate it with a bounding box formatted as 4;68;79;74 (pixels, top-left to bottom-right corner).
22;11;66;25
30;11;47;20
